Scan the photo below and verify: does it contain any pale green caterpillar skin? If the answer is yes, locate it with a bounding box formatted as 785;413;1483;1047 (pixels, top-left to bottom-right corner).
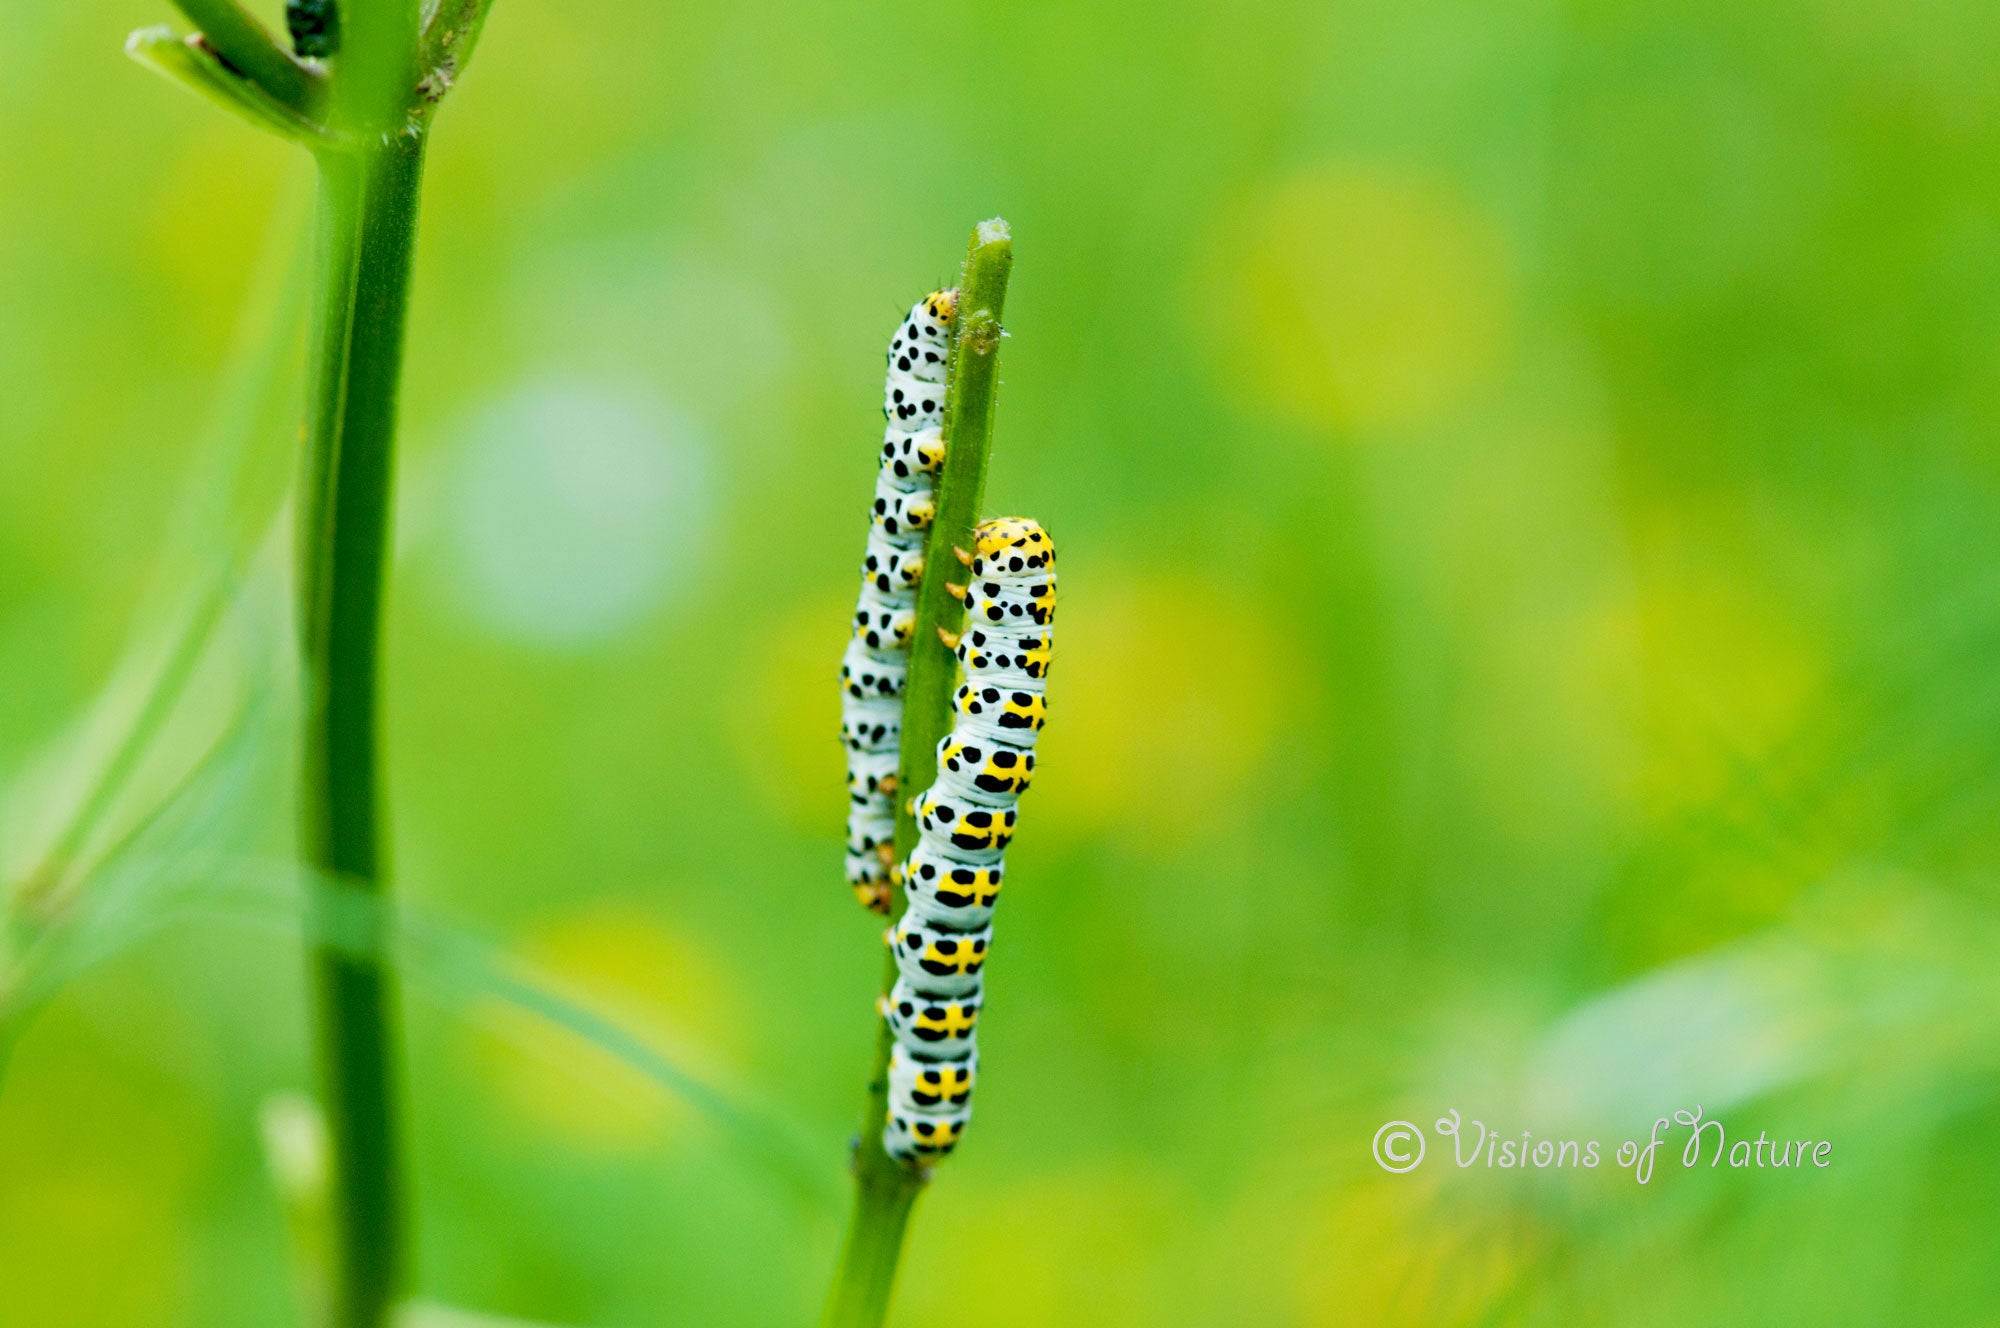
841;291;959;914
881;516;1055;1165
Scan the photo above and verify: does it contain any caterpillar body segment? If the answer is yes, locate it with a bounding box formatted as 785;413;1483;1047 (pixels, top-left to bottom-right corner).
845;748;900;801
899;848;1003;929
881;426;948;483
840;638;906;702
861;527;926;593
885;1104;971;1161
884;369;946;432
954;625;1053;685
888;912;993;995
880;979;982;1057
887;1044;977;1174
933;733;1035;804
889;1044;977;1113
914;789;1018;860
950;682;1048;743
853;582;916;654
871;472;937;539
957;576;1056;629
840;695;901;755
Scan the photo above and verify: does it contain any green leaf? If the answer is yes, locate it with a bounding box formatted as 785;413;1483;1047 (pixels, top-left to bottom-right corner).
167;0;326;115
125;25;336;147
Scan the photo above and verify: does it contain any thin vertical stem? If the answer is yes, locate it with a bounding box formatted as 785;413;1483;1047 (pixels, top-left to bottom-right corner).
121;1;489;1321
821;219;1014;1328
298;130;428;1328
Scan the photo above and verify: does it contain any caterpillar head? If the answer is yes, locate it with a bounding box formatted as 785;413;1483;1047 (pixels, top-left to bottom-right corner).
951;683;1047;739
888;1045;976;1113
840;638;906;701
900;845;1003;928
880;979;981;1056
886;291;957;383
970;516;1055;579
959;576;1055;629
871;473;937;541
884;369;945;429
888;912;992;994
956;626;1052;682
884;1104;971;1163
880;426;948;483
924;288;960;324
915;788;1018;858
936;733;1035;800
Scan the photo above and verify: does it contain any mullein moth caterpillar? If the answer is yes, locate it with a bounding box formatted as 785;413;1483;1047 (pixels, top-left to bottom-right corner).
878;515;1056;1164
840;291;958;912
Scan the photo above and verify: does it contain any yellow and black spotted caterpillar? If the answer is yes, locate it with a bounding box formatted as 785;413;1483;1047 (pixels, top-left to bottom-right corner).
840;290;956;913
836;293;1056;1165
878;516;1054;1163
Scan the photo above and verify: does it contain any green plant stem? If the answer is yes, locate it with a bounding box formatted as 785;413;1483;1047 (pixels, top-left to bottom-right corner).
820;218;1013;1328
298;130;429;1328
124;0;490;1320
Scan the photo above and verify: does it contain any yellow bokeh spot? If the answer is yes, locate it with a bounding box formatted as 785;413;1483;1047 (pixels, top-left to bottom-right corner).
1199;163;1513;433
900;1165;1181;1327
0;1019;202;1325
1619;557;1824;817
0;1168;185;1324
726;593;849;833
1037;573;1294;847
1291;1176;1537;1327
144;130;291;349
473;904;744;1153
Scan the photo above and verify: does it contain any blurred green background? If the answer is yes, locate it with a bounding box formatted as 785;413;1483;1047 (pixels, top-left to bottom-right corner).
7;0;2000;1323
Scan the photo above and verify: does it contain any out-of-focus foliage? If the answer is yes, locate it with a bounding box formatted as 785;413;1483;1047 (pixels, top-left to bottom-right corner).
6;0;2000;1323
